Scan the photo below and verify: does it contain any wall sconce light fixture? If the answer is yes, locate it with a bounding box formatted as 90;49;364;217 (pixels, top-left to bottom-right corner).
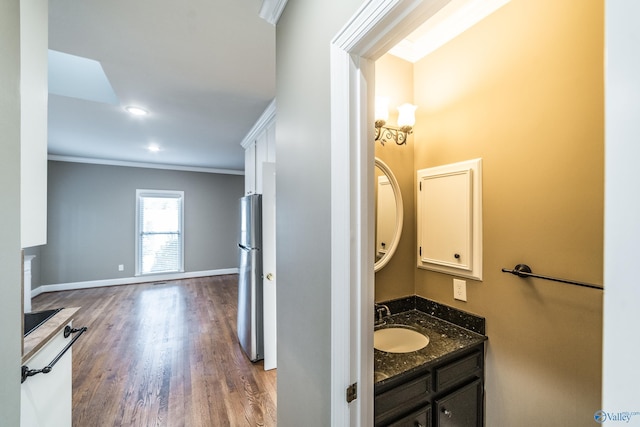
375;97;417;146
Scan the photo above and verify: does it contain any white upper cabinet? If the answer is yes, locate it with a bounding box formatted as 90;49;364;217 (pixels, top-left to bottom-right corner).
244;142;257;195
242;100;276;195
417;158;483;280
20;0;48;248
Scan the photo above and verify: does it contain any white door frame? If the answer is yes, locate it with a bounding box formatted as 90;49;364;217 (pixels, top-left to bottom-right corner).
329;0;451;424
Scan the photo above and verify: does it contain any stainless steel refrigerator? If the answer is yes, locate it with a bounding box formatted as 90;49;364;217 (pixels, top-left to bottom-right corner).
237;194;263;362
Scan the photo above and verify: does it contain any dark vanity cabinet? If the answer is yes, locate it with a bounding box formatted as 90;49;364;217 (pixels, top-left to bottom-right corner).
435;378;482;427
375;345;484;427
375;373;432;426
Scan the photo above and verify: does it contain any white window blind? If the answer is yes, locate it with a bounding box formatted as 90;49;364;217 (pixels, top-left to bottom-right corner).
136;190;184;275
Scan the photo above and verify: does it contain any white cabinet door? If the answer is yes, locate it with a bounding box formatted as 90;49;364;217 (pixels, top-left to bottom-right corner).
242;100;275;196
266;124;276;162
255;129;268;194
21;325;73;427
417;158;483;280
244;142;256;195
20;0;48;248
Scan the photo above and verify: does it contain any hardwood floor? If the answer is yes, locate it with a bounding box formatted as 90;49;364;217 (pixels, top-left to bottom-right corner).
32;275;277;427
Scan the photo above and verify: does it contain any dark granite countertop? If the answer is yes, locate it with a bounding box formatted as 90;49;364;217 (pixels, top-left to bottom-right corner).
374;308;486;387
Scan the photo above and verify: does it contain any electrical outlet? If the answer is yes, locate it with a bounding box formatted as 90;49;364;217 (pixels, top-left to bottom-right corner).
453;279;467;302
118;264;124;271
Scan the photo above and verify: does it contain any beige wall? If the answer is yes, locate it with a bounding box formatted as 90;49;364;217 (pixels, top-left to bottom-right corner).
374;54;415;301
277;0;605;423
375;0;604;425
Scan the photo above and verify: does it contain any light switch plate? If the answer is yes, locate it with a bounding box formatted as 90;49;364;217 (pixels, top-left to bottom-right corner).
453;279;467;301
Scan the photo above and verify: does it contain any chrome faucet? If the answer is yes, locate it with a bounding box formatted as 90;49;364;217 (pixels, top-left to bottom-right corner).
374;303;391;325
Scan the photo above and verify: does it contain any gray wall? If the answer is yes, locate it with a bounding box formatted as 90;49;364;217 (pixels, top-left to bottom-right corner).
275;1;363;425
0;0;23;423
34;161;243;287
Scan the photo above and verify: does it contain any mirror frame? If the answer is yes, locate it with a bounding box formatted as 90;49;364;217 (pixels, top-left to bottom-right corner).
374;157;404;272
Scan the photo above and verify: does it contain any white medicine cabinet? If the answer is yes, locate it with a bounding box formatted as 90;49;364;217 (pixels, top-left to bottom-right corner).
417;158;483;280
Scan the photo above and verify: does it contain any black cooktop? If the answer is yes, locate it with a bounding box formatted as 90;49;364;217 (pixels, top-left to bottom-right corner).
24;308;62;337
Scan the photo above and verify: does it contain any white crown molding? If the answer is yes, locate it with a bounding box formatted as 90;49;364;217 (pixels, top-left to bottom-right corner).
240;98;276;149
31;268;238;297
47;154;244;175
259;0;288;25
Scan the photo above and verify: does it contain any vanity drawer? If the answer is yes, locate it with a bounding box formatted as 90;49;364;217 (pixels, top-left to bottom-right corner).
375;374;431;424
388;404;431;427
435;351;482;392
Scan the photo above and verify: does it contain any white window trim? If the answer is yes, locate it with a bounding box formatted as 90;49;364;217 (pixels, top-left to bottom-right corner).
135;189;185;276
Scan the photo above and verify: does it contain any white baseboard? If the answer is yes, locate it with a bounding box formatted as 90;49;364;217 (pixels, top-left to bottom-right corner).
31;268;239;297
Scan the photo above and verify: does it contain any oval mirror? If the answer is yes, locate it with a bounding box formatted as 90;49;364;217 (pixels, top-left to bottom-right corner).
374;158;403;272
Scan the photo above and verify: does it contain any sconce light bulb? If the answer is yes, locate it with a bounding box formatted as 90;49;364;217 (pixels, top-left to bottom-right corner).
397;103;417;128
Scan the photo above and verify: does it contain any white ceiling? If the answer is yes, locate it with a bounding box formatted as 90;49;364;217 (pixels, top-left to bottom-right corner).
47;0;275;173
389;0;510;63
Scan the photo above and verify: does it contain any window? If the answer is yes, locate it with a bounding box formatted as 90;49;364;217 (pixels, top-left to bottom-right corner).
136;190;184;275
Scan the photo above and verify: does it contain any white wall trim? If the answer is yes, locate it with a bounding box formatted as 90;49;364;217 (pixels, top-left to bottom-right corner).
329;43;360;426
240;98;276;149
30;268;238;297
331;2;384;424
48;155;244;175
259;0;288;25
603;0;640;412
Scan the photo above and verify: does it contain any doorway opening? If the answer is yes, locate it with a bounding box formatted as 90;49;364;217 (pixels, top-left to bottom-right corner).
330;0;453;424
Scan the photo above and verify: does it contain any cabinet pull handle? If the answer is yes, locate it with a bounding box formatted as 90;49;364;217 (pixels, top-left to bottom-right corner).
21;325;87;383
442;408;452;418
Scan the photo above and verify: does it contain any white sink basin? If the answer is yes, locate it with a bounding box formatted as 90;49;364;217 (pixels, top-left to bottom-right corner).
374;327;429;353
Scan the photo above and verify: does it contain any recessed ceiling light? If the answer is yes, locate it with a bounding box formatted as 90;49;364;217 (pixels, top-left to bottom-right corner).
147;144;160;153
125;106;148;116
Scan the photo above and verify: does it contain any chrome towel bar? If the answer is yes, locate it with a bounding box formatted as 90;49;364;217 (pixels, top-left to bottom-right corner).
501;264;603;290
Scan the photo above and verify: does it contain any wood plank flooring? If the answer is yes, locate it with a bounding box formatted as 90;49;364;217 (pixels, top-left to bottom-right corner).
31;275;277;427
